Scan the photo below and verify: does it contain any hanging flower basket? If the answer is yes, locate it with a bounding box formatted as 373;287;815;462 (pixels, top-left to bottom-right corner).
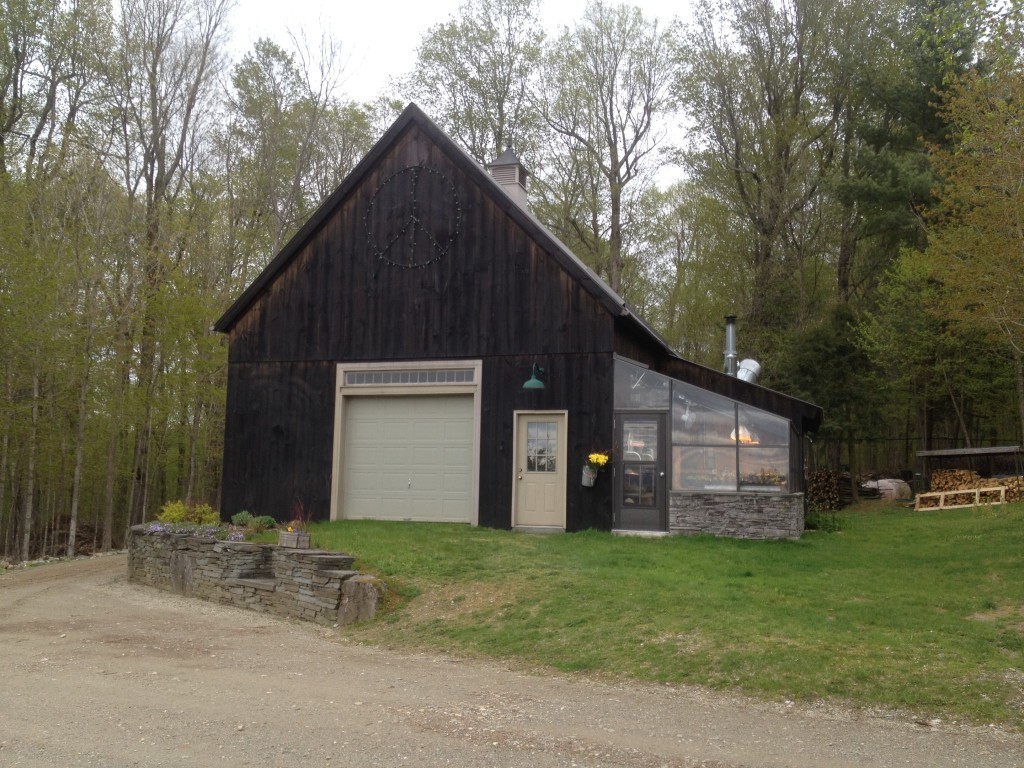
582;451;609;487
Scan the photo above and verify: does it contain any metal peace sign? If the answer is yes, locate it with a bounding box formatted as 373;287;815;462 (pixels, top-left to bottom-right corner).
364;165;462;269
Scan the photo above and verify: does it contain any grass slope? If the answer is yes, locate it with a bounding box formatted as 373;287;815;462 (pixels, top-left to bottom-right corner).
303;502;1024;728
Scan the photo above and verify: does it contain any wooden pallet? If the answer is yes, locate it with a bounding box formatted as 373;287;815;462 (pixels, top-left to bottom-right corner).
915;486;1007;511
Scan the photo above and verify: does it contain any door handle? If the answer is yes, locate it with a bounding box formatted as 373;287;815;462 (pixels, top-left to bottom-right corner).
659;472;665;477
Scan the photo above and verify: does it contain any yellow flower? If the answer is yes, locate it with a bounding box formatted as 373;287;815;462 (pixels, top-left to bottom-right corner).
587;452;609;468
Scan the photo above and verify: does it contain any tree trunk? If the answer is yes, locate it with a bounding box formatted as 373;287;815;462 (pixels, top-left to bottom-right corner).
1015;348;1024;445
102;425;117;551
845;403;859;503
942;367;973;448
0;430;7;558
185;399;204;505
607;182;623;293
20;372;39;562
67;368;91;557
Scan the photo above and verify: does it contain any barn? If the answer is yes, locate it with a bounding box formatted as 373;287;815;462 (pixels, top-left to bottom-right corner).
214;104;822;539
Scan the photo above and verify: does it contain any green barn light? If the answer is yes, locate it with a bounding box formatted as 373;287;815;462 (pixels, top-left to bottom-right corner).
522;363;545;390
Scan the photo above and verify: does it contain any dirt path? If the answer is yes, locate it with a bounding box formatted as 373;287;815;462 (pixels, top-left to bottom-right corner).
1;555;1021;768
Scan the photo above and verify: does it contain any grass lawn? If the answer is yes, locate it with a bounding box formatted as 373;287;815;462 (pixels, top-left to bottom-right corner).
299;501;1024;728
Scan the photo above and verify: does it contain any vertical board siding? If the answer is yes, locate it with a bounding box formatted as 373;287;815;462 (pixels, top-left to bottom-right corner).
229;125;613;366
221;361;335;521
480;354;614;531
224;122;618;524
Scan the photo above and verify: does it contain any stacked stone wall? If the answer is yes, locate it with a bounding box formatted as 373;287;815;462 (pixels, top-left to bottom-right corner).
127;526;385;626
669;492;804;540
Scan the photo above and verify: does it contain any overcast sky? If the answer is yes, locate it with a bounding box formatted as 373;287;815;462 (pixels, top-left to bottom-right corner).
234;0;694;103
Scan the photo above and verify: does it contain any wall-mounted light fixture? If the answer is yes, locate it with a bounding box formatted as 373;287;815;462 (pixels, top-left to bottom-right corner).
522;363;545;390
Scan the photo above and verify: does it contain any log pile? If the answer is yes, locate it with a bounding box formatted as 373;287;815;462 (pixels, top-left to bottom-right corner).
929;469;1024;503
807;469;841;512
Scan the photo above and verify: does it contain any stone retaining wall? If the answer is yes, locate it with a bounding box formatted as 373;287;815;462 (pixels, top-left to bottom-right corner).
127;526;385;626
669;492;804;540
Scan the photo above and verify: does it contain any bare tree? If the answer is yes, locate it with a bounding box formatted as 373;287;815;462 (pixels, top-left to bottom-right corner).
406;0;545;164
537;0;676;294
677;0;848;334
108;0;231;528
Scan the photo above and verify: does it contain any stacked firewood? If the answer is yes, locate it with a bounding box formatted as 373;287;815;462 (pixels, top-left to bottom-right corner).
929;469;1024;503
929;469;982;491
807;469;841;511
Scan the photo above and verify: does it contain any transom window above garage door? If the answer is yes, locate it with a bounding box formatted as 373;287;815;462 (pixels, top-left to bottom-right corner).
344;367;476;386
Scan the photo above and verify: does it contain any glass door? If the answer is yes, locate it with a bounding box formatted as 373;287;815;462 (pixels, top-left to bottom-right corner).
613;413;667;532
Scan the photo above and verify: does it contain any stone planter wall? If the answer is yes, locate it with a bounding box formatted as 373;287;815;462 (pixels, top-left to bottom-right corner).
127;525;385;626
669;492;804;540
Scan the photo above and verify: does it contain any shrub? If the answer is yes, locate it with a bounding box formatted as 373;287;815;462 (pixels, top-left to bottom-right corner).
158;500;220;526
805;509;843;532
192;503;218;525
251;515;277;532
231;510;254;527
157;500;189;523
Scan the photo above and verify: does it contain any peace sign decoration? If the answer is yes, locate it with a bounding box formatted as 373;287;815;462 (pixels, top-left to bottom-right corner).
364;165;462;270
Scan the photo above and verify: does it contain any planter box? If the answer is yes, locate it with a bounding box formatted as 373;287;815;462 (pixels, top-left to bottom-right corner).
278;530;311;549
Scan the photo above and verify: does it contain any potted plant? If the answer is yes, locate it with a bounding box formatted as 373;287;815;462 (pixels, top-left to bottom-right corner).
582;451;610;487
278;499;311;548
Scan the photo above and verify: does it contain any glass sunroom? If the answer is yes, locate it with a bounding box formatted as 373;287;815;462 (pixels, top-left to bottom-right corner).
612;357;800;533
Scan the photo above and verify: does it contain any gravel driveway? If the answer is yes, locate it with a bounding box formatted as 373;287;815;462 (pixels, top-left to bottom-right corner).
1;555;1021;767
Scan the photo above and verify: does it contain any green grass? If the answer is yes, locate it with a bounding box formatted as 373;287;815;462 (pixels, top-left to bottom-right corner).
299;502;1024;728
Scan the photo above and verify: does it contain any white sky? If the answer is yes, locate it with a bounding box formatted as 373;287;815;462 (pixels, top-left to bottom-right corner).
233;0;693;104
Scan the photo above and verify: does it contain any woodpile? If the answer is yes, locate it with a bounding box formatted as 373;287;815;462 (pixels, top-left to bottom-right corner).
929;469;1024;503
808;468;1024;511
807;469;841;511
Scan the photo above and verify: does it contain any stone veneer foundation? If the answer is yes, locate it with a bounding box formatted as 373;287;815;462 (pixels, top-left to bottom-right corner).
669;492;805;540
127;525;385;626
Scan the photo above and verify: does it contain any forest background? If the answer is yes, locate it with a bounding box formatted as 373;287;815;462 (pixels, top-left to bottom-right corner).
1;0;1022;561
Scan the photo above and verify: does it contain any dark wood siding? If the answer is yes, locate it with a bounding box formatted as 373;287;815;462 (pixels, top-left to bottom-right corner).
479;353;614;531
228;124;613;366
221;122;619;523
221;361;335;521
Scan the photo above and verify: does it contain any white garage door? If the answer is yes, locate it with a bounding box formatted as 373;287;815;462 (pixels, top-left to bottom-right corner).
342;395;474;522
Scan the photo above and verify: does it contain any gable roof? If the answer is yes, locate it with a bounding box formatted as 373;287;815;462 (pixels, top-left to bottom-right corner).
214;103;822;432
214;103;663;341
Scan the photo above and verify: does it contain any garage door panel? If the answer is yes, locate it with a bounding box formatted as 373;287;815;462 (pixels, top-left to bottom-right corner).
410;472;442;490
443;473;469;491
382;421;411;440
381;471;410;491
342;395;474;523
444;446;470;463
412;446;439;466
411;421;435;441
444;422;471;440
381;446;410;464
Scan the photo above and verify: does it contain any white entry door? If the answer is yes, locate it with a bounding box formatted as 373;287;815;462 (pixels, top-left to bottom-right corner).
513;412;567;529
342;395;474;522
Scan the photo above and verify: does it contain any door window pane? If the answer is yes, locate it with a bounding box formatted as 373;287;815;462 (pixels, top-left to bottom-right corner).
621;418;659;509
622;465;658;507
526;421;557;473
622;420;658;461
